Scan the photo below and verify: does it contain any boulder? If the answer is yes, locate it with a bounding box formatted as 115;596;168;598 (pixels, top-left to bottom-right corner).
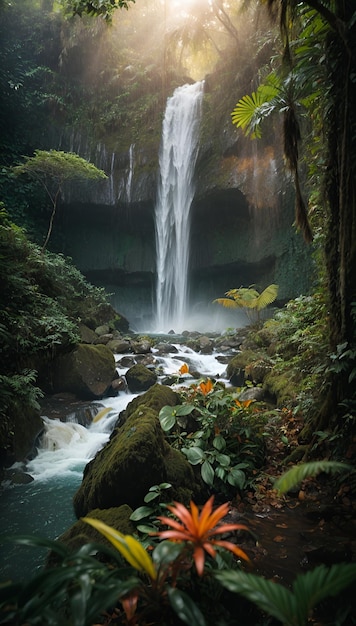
49;505;135;563
73;384;204;517
52;344;116;399
107;338;132;353
125;363;157;392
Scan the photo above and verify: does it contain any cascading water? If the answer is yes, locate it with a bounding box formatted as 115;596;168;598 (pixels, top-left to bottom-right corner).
155;81;204;333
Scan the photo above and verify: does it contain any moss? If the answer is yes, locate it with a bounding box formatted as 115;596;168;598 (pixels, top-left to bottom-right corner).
49;505;135;565
163;445;206;504
73;385;178;516
263;370;301;408
73;384;203;516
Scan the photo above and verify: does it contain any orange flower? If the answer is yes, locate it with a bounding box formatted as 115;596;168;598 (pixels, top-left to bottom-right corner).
179;363;189;375
199;379;213;395
233;398;254;409
155;496;250;576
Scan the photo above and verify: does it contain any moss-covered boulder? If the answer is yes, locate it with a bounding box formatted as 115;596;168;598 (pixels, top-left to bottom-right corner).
51;344;116;399
73;384;203;517
48;505;134;566
0;403;43;467
125;363;157;392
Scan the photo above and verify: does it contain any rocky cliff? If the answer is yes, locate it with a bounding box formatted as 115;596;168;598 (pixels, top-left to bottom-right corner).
55;70;313;331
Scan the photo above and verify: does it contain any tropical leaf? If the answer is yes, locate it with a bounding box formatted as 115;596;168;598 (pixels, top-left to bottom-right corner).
215;569;297;625
255;284;279;310
167;587;207;626
231;74;280;138
213;297;239;309
231;91;266;138
201;460;215;486
82;517;157;580
293;563;356;624
274;461;352;494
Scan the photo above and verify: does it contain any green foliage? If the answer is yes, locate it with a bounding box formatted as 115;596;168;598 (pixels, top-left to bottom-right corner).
60;0;135;21
0;535;139;625
159;380;266;495
0;206;112;448
273;461;353;494
215;563;356;626
214;285;278;323
13;149;107;185
13;149;107;250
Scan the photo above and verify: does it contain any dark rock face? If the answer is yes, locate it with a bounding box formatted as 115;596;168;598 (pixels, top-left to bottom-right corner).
56;106;314;330
73;384;204;517
51;344;116;399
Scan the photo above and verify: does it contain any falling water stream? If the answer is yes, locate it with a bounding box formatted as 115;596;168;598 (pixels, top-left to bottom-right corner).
155;82;204;333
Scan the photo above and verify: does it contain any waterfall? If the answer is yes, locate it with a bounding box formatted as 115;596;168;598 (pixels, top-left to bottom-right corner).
155;81;204;332
126;143;135;202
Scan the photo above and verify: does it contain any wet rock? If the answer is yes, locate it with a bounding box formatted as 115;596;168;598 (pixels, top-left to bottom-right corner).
239;387;265;402
51;505;135;560
51;344;116;399
125;363;157;392
95;324;110;336
106;338;132;353
132;339;152;354
79;323;99;344
95;333;114;345
155;342;178;354
73;384;203;516
117;355;136;368
199;336;213;354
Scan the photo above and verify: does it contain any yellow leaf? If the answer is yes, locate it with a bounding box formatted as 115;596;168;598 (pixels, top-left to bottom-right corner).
92;407;113;423
82;517;157;580
179;363;189;375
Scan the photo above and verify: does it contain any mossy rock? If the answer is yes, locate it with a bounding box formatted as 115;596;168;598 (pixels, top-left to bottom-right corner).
0;403;43;467
263;370;301;407
226;350;261;386
125;363;157;392
48;505;134;566
51;343;116;399
73;384;203;517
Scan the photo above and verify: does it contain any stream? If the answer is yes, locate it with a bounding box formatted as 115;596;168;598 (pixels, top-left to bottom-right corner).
0;341;228;582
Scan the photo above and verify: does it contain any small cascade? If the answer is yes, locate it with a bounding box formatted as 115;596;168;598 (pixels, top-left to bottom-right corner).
155;82;204;333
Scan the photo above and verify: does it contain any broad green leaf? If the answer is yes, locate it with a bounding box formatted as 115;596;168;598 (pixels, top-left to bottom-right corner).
153;540;184;566
182;446;205;464
227;467;246;489
213;434;226;451
274;461;352;494
176;404;195;416
215;466;227;480
167;586;207;626
144;491;160;502
130;506;154;520
159;405;177;431
216;453;231;467
215;570;297;625
201;460;215;486
82;517;156;580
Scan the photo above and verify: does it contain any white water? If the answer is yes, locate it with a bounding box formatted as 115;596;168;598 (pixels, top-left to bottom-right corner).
155;82;204;333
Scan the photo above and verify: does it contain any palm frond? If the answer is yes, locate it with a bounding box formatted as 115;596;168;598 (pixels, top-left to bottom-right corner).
293;563;356;624
215;570;297;625
213;298;239;309
274;461;352;494
255;284;278;310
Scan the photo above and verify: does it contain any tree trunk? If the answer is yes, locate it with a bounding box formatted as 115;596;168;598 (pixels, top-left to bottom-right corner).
319;1;356;426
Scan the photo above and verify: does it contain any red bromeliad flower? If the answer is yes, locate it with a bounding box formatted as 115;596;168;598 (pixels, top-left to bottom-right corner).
155;496;250;576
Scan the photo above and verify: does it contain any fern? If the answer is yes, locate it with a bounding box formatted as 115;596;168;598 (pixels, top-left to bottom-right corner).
274;460;353;494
